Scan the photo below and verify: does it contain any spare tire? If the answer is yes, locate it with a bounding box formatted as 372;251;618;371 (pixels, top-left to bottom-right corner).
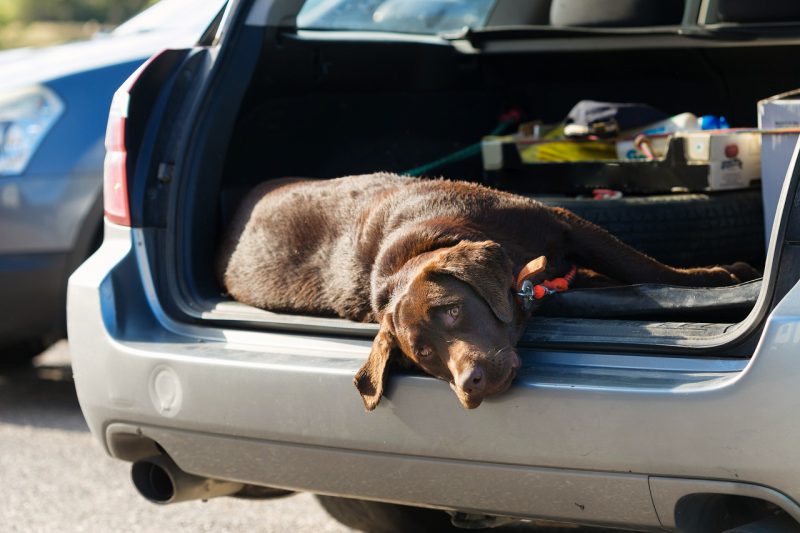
539;189;765;268
315;495;461;533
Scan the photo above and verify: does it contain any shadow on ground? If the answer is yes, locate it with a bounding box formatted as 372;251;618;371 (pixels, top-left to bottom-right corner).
0;340;87;432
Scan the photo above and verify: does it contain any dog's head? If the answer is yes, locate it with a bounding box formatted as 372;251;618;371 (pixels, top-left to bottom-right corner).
355;240;525;410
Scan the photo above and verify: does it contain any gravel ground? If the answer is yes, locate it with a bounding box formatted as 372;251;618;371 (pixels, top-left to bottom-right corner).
0;341;354;533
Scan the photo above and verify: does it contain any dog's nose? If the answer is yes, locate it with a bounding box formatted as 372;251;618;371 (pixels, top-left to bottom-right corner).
456;366;485;396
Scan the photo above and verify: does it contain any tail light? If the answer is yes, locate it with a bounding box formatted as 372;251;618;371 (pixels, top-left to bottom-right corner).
103;52;163;226
103;94;130;226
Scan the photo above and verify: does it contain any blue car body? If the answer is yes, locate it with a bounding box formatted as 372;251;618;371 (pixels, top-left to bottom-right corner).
0;1;224;351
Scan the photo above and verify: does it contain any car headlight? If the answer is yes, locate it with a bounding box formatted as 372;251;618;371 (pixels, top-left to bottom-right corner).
0;85;64;176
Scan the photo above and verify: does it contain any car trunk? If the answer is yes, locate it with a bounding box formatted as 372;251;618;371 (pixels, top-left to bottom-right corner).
161;20;800;357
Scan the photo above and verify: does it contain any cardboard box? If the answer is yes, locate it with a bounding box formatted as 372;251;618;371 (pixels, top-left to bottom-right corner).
680;131;761;191
615;136;671;161
759;89;800;244
482;130;760;195
616;131;760;190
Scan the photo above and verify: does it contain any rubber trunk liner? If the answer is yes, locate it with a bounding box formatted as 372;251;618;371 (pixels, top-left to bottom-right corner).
539;279;761;320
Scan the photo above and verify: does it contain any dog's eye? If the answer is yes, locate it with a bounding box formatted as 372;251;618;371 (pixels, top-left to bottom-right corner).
444;305;460;325
417;347;432;359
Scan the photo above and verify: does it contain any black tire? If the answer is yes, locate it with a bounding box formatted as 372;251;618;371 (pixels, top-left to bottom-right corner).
315;495;462;533
540;189;765;268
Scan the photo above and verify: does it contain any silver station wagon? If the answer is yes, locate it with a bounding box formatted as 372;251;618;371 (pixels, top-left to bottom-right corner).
69;0;800;530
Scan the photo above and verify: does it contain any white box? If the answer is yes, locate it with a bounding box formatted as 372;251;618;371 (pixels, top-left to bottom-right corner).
615;130;760;192
759;89;800;244
680;131;761;191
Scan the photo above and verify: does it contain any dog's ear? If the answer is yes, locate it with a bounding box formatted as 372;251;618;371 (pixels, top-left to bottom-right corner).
431;240;515;324
354;313;396;411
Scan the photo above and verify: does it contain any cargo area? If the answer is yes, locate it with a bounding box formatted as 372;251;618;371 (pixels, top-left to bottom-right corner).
163;18;800;355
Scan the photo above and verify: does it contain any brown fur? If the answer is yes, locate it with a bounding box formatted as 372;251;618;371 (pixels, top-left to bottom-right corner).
218;173;759;410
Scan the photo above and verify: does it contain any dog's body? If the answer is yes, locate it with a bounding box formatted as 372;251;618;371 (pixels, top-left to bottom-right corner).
218;173;757;409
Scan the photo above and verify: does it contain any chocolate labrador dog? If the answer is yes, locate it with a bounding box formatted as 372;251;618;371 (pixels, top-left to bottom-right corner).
218;173;757;410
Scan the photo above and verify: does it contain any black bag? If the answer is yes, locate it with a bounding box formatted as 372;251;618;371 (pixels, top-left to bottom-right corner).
564;100;667;138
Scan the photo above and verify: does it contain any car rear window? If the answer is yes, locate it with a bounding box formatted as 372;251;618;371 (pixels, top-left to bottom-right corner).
297;0;496;34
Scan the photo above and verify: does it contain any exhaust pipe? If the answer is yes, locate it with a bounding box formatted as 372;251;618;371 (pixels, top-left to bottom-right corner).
131;455;243;504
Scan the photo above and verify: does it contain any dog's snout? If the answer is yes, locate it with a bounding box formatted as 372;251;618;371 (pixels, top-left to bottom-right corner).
456;366;485;395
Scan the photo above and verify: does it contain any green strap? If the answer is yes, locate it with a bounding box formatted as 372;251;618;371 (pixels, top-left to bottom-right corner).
402;119;516;177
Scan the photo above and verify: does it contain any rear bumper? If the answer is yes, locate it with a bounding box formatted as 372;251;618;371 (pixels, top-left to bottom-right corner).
68;222;800;529
0;251;69;344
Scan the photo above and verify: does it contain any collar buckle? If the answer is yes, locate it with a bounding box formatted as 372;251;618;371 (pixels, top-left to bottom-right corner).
515;279;536;311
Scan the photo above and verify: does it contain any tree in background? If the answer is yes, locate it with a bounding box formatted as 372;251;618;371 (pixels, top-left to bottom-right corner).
0;0;155;26
0;0;158;49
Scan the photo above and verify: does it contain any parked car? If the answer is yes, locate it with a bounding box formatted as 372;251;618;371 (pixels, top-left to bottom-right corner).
69;0;800;531
0;0;225;362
